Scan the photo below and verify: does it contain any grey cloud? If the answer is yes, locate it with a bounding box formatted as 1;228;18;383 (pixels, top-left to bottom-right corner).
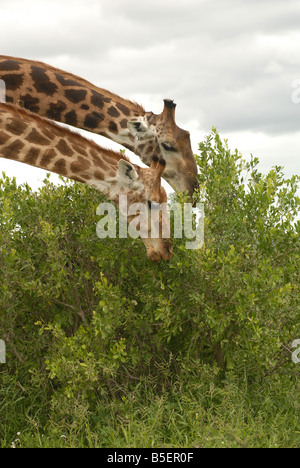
104;0;300;40
0;0;300;138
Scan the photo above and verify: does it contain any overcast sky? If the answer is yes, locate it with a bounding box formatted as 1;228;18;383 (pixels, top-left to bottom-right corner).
0;0;299;192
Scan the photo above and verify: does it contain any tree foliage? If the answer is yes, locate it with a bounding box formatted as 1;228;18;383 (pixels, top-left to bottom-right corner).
0;129;299;447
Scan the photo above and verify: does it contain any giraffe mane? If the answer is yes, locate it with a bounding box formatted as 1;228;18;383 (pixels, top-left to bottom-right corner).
1;55;145;115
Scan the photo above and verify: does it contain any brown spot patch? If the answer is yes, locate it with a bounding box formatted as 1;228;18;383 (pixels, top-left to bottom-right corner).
108;121;118;134
19;94;40;113
40;148;57;167
94;170;104;180
116;102;131;116
84;112;105;130
0;130;11;146
91;90;111;107
71;143;88;157
102;154;114;165
70;156;91;173
53;158;68;175
31;66;58;96
41;128;55;140
3;73;24;91
6;117;27;135
108;106;120;118
24;147;40;165
90;91;104;109
56;139;73;157
1;139;25;160
27;128;50;146
138;143;146;152
100;161;110;171
65;110;78;127
0;60;20;71
89;148;102;166
120;118;128;129
146;143;155;154
55;73;84;87
64;89;87;104
46;101;67;121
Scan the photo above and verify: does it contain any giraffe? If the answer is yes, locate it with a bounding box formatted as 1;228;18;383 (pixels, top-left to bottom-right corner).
0;103;172;262
0;56;198;200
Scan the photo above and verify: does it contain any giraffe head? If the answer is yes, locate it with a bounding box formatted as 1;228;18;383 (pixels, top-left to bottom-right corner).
91;156;173;263
127;100;198;200
117;156;172;263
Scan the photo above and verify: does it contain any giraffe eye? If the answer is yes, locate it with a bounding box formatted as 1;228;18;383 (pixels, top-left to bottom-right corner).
162;143;177;152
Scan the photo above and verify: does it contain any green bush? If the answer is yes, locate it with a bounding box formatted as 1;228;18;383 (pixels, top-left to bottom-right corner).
0;129;299;447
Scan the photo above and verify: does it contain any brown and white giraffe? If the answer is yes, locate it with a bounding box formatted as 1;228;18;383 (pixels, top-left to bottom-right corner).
0;103;172;262
0;55;198;199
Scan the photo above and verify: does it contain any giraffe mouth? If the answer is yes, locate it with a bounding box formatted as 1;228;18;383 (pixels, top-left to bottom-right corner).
146;240;173;263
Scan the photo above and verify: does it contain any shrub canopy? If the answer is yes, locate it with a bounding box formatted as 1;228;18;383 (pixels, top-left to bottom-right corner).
0;129;299;447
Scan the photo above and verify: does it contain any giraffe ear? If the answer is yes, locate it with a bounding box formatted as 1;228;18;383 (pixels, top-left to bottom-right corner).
118;160;139;183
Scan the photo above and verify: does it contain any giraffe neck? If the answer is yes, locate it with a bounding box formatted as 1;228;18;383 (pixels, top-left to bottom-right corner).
0;103;133;202
0;56;200;200
0;55;146;153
